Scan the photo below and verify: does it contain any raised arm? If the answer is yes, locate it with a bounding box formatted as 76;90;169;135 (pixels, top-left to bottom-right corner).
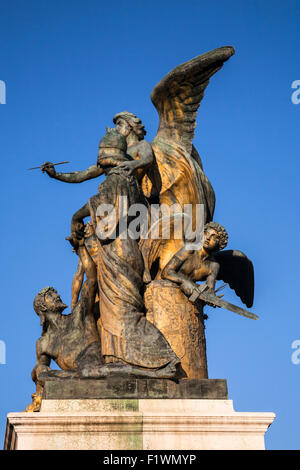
42;162;104;183
70;251;97;326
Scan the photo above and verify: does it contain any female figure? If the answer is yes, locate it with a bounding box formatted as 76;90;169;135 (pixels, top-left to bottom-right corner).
69;129;181;378
41;112;154;188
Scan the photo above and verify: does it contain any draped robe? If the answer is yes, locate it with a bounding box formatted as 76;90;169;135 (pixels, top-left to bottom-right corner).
88;167;179;369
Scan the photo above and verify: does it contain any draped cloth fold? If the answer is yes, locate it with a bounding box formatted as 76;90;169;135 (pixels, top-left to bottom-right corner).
88;169;179;369
140;136;215;279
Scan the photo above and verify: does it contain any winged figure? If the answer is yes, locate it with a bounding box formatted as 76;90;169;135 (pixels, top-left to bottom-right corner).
139;45;235;276
40;46;236;290
161;221;254;310
32;46;259;384
214;249;254;308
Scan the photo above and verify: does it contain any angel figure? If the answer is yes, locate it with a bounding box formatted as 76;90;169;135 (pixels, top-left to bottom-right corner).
41;47;235;277
138;45;235;275
161;221;255;311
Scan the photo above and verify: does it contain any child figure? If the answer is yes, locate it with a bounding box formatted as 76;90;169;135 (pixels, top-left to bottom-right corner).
162;221;254;309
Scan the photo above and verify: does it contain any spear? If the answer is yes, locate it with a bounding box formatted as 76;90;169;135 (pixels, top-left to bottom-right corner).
27;161;70;170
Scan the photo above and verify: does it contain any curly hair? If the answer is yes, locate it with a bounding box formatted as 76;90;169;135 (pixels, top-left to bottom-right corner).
33;286;57;315
204;222;228;251
113;111;146;140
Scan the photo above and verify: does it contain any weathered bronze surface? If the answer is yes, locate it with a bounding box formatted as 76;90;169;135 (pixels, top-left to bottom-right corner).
145;281;208;379
42;378;228;400
26;286;102;411
27;46;259;409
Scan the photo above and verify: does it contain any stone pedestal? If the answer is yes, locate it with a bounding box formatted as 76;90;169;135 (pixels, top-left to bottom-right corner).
4;379;275;450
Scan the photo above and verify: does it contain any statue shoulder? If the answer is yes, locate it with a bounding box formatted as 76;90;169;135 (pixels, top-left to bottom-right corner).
128;139;152;156
210;258;220;274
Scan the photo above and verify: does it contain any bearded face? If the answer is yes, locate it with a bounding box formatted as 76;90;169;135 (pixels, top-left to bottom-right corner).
44;290;67;313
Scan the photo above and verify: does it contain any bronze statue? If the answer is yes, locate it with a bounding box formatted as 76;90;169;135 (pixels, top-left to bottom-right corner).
42;47;235;275
27;46;259;404
26;286;102;411
41;113;153;186
161;222;256;318
68;129;183;378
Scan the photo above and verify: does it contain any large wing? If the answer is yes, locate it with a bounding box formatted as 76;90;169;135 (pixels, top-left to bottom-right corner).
151;46;235;154
214;250;254;308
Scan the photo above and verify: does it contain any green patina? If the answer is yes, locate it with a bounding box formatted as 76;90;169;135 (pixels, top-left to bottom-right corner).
112;399;143;450
108;399;139;412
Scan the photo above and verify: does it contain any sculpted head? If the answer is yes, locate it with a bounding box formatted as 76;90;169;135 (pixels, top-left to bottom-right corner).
203;222;228;253
113;111;146;141
34;287;67;325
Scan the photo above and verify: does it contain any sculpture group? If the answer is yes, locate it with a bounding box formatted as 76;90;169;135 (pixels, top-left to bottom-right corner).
26;46;257;412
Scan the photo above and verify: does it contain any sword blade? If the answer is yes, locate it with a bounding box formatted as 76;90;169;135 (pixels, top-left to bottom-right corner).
203;292;258;320
190;288;258;320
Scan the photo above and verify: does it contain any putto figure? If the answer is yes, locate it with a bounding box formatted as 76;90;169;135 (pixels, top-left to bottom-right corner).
67;221;99;312
161;222;256;318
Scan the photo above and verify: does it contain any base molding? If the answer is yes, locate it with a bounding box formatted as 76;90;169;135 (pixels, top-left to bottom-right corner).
4;398;275;450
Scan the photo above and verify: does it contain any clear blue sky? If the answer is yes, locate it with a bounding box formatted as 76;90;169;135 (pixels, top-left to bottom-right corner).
0;0;299;450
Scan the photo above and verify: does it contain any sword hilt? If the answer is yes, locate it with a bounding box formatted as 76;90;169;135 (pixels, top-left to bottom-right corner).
189;284;209;303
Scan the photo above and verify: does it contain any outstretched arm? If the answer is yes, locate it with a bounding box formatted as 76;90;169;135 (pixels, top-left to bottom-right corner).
42;162;104;183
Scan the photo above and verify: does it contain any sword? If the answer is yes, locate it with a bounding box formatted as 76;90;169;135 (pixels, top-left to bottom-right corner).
189;284;259;320
27;161;70;170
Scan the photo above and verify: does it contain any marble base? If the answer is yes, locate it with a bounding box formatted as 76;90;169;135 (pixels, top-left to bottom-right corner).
4;398;275;450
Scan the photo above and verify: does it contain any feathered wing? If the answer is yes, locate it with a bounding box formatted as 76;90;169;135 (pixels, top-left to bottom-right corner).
214;250;254;308
141;47;234;278
151;46;235;155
